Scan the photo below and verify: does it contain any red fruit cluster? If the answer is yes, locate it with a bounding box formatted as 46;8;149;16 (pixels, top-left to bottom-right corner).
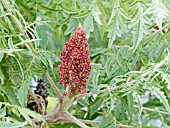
59;27;91;96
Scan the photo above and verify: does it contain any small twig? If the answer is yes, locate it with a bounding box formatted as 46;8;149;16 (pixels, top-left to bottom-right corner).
38;72;63;106
31;113;55;123
45;72;62;103
115;124;132;128
73;86;119;102
134;105;170;115
80;119;99;125
52;117;99;124
62;111;90;128
32;114;99;125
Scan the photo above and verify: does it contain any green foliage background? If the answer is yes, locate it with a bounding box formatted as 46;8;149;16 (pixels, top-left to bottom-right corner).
0;0;170;127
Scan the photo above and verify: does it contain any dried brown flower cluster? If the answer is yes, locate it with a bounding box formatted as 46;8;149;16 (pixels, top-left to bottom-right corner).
59;27;91;96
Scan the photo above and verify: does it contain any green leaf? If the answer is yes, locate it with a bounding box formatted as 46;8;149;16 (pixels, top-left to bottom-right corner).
0;49;24;57
59;4;79;14
155;44;165;62
127;93;133;120
120;83;139;97
0;68;5;85
130;54;139;70
114;99;127;120
0;121;27;128
14;57;24;79
2;86;20;106
151;0;169;30
107;1;127;48
106;55;113;77
107;10;120;47
132;91;142;119
148;86;170;112
38;52;53;70
18;81;28;108
89;97;104;118
23;108;45;122
17;107;32;124
64;16;79;35
0;107;6;118
105;93;114;116
98;118;113;128
77;98;89;107
145;32;162;53
39;3;62;12
117;49;123;68
83;13;94;38
0;52;4;62
17;107;44;124
130;3;150;50
0;102;44;124
160;72;170;85
143;32;160;47
15;0;34;16
142;116;150;126
75;10;91;18
36;23;52;49
51;123;80;128
90;48;107;57
90;1;102;25
93;72;99;87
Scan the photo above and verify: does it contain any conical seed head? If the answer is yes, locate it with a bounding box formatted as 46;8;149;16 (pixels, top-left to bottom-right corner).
59;27;91;96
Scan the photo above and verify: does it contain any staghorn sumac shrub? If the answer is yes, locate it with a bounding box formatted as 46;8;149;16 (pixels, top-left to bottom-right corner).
0;0;170;128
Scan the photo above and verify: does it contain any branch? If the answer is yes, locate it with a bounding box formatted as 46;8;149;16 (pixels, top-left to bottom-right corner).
62;111;90;128
73;86;119;102
32;104;170;123
32;113;56;124
45;72;62;103
52;117;99;125
80;119;99;125
134;105;170;115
